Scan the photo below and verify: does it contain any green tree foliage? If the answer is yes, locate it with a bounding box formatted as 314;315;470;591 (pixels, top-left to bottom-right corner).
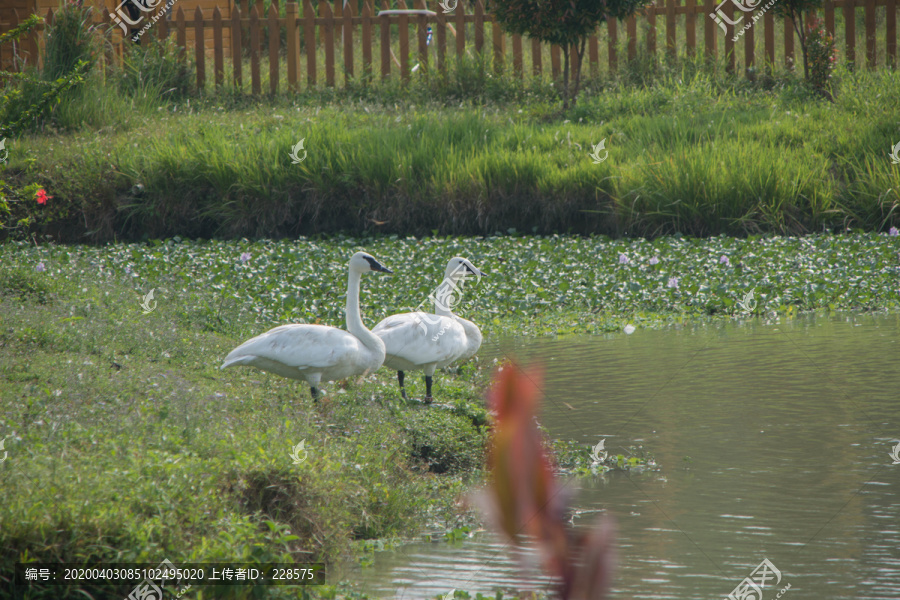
488;0;650;107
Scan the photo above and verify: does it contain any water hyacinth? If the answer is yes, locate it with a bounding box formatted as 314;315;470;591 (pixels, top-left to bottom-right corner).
649;256;659;265
667;277;679;289
890;227;899;236
35;262;45;272
719;256;730;265
618;254;629;265
240;252;251;263
475;366;616;600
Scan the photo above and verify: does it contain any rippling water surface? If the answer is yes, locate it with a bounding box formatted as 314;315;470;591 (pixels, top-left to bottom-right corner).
336;313;900;599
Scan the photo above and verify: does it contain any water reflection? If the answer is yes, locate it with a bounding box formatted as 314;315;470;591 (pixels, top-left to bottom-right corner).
338;313;900;599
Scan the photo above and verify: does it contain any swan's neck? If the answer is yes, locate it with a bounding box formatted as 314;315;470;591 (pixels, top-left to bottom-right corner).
433;272;467;317
346;271;384;354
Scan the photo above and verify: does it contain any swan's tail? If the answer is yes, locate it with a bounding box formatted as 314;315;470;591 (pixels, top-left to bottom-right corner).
220;354;256;370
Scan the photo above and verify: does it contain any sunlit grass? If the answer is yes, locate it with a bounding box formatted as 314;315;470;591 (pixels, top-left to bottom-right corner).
2;232;899;597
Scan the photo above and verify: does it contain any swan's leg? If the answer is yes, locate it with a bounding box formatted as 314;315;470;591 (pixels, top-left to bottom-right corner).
424;376;433;404
307;373;322;403
423;365;437;404
398;371;408;400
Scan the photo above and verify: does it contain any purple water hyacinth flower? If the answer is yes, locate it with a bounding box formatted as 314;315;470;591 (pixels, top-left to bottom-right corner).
35;262;45;272
240;252;251;263
649;256;660;265
667;277;679;289
719;255;730;265
890;226;899;236
618;253;629;264
125;265;132;274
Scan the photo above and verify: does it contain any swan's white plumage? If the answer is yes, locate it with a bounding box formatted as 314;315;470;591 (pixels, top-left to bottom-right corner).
373;312;466;374
220;251;390;396
373;257;484;400
221;323;384;384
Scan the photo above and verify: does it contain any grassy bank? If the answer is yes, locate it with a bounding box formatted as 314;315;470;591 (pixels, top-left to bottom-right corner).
2;61;899;241
1;233;899;597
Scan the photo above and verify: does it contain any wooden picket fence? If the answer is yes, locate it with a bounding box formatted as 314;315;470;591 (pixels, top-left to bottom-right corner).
1;0;897;92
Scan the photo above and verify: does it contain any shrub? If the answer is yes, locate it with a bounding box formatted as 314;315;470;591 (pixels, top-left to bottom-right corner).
43;0;97;80
806;16;836;97
120;37;194;100
0;6;92;136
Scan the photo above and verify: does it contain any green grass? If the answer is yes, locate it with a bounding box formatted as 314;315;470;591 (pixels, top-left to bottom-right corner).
2;62;899;241
1;232;899;598
0;243;493;599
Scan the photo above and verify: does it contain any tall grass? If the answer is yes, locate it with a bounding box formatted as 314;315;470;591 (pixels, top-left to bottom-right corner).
2;14;899;241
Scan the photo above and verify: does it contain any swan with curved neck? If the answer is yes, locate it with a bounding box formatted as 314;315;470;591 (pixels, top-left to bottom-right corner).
221;251;392;401
373;257;484;404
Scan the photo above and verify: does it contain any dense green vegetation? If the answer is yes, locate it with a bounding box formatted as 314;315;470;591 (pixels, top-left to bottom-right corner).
2;233;899;598
2;49;898;241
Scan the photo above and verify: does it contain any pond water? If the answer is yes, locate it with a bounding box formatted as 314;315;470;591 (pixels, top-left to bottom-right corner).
335;313;900;599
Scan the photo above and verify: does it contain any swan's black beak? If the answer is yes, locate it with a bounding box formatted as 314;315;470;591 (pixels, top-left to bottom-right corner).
363;255;392;274
466;265;484;277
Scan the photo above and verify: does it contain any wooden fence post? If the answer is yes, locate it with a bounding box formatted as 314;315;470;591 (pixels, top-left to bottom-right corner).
269;3;280;94
764;10;774;70
551;44;561;78
176;7;186;62
704;0;716;60
436;7;447;75
666;0;677;57
195;7;206;92
744;9;754;78
232;5;243;89
492;14;504;74
474;0;484;54
455;0;465;58
158;5;168;40
888;0;897;68
417;0;428;72
723;3;734;72
362;0;373;78
250;5;261;94
784;14;794;69
380;0;390;79
627;14;636;61
532;37;541;76
214;6;224;87
864;0;875;68
344;0;355;78
321;1;335;86
686;0;696;57
305;0;317;85
606;15;620;73
287;1;300;89
398;0;409;81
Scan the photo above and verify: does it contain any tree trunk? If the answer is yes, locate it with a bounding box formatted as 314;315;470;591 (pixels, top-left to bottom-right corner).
562;45;570;109
791;10;809;79
571;36;587;106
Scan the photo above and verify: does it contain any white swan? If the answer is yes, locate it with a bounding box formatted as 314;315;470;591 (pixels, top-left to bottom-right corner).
220;251;392;401
372;257;484;404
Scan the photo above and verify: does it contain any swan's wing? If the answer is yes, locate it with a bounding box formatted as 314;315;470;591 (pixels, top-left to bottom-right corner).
221;324;362;370
373;312;464;364
455;316;483;362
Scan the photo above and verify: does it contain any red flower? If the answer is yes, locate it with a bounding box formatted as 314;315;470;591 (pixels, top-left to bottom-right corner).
35;189;52;205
